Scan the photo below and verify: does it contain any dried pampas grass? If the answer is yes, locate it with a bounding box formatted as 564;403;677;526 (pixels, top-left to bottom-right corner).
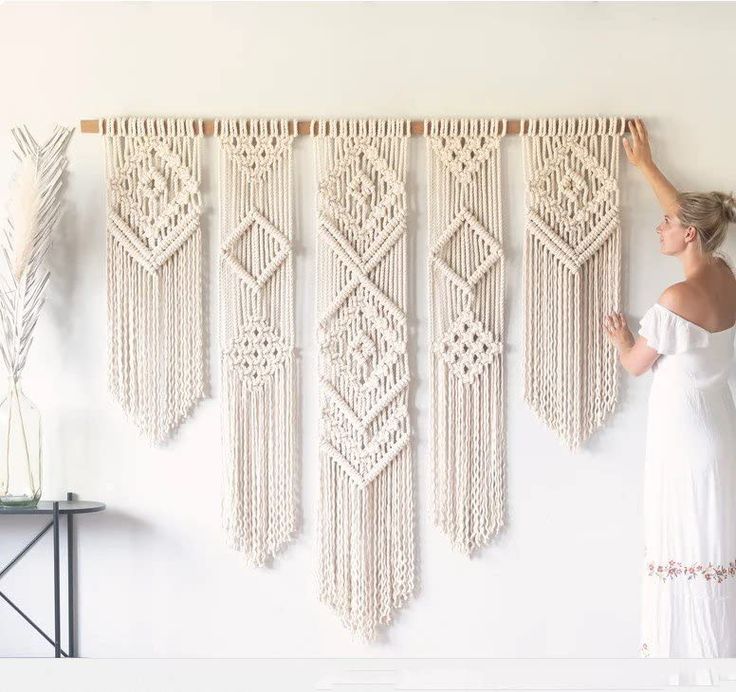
9;157;41;281
0;126;72;379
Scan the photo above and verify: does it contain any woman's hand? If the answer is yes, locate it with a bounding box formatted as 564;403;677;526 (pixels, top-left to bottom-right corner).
622;119;653;169
622;118;679;212
604;312;635;352
604;312;660;376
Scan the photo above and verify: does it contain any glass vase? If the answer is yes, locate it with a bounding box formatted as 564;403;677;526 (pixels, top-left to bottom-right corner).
0;378;42;508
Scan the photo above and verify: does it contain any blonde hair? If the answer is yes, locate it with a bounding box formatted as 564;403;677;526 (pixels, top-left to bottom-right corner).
676;191;736;253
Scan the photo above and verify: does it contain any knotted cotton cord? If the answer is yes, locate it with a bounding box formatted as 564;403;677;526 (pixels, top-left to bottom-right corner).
313;119;414;638
521;117;624;449
103;117;205;443
216;118;298;566
426;118;507;555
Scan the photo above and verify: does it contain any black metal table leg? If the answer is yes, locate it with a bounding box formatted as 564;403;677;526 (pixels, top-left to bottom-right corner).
0;495;104;657
66;491;75;658
0;521;53;579
52;501;60;658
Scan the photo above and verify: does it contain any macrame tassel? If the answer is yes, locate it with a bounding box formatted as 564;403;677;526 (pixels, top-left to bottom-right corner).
314;119;414;637
426;119;507;554
319;447;414;637
217;119;298;565
104;117;205;443
521;117;625;449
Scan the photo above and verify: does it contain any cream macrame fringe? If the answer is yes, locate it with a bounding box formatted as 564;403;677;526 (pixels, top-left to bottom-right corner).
216;119;298;565
426;118;507;555
313;119;414;638
104;117;205;443
521;117;625;449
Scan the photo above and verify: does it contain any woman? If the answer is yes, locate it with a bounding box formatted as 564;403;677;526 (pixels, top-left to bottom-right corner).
604;119;736;657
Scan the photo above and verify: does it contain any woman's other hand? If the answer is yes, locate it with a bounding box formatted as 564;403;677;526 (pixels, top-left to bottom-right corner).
623;118;653;169
604;312;635;352
604;312;660;376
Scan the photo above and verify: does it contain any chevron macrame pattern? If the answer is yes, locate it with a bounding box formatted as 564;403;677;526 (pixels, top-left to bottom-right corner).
314;119;414;638
522;117;625;449
427;119;507;555
104;117;205;443
217;119;298;565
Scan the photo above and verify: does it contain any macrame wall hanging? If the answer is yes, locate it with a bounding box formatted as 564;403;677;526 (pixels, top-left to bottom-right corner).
314;119;414;637
521;117;625;449
216;119;297;565
103;117;205;443
427;119;507;555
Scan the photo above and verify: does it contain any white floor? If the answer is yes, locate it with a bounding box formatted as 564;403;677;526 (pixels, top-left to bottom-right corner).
6;658;736;691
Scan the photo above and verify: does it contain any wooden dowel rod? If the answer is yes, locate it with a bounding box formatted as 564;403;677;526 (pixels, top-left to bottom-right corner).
80;118;634;137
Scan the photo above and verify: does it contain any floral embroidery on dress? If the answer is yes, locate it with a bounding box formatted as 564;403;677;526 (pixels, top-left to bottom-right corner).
648;559;736;583
640;642;650;658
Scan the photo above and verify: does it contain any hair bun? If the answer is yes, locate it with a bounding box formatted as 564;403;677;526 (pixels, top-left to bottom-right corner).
713;191;736;224
723;192;736;224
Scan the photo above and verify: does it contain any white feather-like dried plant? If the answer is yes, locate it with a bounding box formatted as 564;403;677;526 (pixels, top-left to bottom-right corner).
9;157;41;281
0;126;73;380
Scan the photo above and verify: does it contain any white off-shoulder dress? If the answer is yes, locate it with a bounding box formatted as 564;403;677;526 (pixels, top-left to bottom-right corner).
638;254;736;658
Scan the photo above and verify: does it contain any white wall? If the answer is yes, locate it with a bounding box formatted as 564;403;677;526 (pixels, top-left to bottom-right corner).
1;1;735;658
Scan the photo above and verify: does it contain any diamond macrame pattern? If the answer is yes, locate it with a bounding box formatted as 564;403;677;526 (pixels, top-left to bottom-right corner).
320;282;406;407
527;140;618;274
319;280;409;488
318;139;410;489
432;208;502;296
318;141;405;258
430;134;500;186
439;309;502;384
220;135;291;181
222;209;290;291
529;141;616;228
224;320;287;389
108;139;200;274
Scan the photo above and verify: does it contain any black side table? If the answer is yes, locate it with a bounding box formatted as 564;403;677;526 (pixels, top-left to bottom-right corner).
0;492;105;657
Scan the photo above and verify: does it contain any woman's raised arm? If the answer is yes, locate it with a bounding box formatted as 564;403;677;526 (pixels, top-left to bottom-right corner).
623;119;679;214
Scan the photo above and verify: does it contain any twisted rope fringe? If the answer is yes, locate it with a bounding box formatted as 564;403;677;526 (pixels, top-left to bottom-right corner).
521;117;624;449
104;117;205;443
216;119;298;565
314;119;414;638
426;118;507;555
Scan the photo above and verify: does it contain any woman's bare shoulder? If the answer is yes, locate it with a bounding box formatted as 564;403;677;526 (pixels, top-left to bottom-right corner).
658;282;696;312
658;271;735;331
